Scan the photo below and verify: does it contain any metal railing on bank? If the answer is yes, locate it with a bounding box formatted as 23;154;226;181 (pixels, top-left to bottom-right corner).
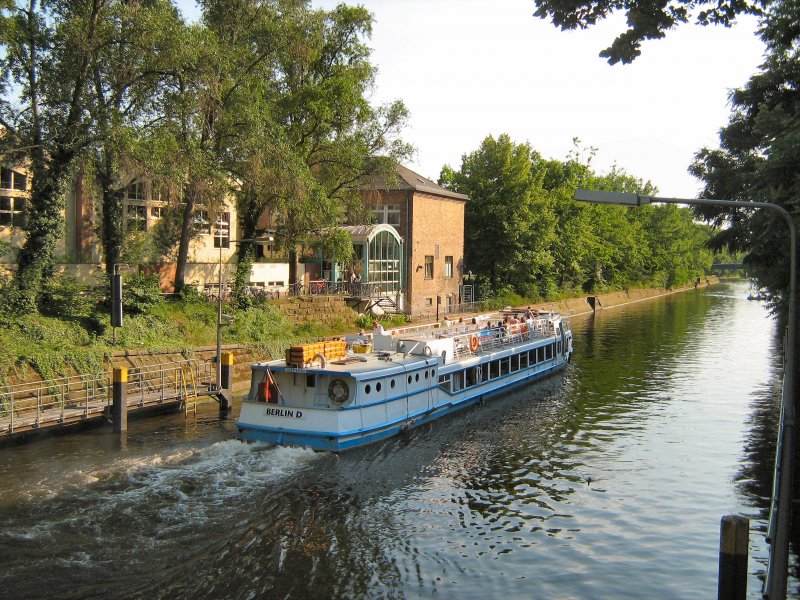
0;360;213;437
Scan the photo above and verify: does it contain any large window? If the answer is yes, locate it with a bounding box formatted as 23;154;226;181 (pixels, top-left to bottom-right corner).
444;255;453;278
424;255;434;279
194;210;211;234
1;168;26;191
0;196;26;227
367;229;402;294
213;212;230;248
125;181;145;201
371;203;400;225
126;204;147;232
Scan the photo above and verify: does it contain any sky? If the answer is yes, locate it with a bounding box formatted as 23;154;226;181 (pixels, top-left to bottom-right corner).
179;0;767;198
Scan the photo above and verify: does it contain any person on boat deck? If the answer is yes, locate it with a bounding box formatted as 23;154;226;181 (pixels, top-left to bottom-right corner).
372;321;386;335
509;315;520;324
525;306;534;320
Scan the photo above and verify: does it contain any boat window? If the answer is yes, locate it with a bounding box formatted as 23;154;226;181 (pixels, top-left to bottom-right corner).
376;382;382;392
520;352;529;368
529;350;536;365
466;366;479;387
415;373;420;382
537;347;545;363
408;375;412;384
452;370;464;392
501;358;510;376
431;369;435;377
365;384;371;394
438;374;451;392
490;360;499;379
511;354;520;372
557;341;562;355
424;370;429;379
306;374;316;388
391;379;396;389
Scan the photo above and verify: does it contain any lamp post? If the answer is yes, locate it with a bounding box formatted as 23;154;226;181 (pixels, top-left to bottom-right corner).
574;189;797;599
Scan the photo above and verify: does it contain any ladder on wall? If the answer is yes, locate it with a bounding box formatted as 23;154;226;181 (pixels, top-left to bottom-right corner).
180;364;199;416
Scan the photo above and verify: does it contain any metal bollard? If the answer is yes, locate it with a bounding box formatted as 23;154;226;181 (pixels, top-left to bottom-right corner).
718;514;749;600
112;366;128;433
221;351;234;392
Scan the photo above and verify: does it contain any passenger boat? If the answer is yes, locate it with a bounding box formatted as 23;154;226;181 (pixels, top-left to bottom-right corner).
236;311;573;452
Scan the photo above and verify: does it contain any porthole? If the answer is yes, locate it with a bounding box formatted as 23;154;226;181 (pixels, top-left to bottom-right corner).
431;369;435;377
376;382;382;392
365;384;371;394
391;379;396;389
408;375;412;384
424;370;429;379
415;373;420;382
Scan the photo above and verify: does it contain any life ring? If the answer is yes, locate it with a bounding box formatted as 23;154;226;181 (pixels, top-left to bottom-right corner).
469;334;479;352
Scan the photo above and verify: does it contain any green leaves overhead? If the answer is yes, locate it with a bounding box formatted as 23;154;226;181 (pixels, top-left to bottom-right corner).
690;0;799;306
532;0;765;64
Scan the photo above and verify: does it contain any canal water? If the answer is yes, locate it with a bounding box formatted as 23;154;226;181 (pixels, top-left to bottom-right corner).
0;281;793;599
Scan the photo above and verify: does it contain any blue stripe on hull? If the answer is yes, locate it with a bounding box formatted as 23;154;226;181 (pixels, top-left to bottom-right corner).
236;359;568;452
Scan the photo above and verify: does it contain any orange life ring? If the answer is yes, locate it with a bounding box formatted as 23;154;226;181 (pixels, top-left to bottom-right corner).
469;334;479;352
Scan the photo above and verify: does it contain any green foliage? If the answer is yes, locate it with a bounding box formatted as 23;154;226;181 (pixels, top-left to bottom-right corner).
39;274;97;318
444;134;712;298
124;273;163;314
441;134;556;293
690;0;798;308
355;313;410;330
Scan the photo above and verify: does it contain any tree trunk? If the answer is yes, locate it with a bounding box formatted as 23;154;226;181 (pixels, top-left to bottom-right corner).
17;160;69;307
174;192;195;292
99;155;123;275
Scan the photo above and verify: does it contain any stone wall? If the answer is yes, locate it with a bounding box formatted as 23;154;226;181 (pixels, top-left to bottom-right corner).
272;295;359;324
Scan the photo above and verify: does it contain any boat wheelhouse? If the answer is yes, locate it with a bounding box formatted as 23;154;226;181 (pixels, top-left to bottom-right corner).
236;312;573;452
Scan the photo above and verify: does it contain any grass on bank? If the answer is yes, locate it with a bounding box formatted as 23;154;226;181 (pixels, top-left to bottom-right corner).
0;274;412;385
0;271;712;385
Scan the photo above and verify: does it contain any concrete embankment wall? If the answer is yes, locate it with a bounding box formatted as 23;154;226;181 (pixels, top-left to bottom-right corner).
535;277;720;317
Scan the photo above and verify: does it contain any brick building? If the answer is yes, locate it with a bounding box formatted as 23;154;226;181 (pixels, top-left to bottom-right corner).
364;165;468;316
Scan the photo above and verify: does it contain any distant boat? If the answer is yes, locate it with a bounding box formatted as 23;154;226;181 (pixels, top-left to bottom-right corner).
236;312;573;451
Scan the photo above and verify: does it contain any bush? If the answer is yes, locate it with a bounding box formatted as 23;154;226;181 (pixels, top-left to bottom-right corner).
38;274;96;318
125;273;163;314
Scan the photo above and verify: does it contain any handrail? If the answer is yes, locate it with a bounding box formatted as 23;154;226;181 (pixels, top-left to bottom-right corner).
0;360;215;437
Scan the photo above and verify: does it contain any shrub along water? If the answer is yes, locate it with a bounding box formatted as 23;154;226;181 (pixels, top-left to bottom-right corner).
0;275;349;384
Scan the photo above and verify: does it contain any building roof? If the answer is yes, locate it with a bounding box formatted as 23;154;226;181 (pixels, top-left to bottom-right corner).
340;223;403;243
371;164;469;201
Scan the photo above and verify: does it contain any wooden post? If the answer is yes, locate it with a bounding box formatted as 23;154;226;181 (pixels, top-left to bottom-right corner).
718;514;749;600
112;366;128;434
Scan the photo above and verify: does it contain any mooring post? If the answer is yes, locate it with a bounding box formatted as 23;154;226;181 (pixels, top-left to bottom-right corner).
718;514;749;600
219;351;234;412
112;366;128;433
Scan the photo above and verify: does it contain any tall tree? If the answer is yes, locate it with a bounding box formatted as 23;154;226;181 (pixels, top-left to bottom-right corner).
89;0;187;275
690;0;799;305
440;134;556;296
0;0;112;307
250;3;411;286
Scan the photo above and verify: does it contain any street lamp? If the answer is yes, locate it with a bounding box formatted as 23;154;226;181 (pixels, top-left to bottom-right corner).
574;189;797;599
